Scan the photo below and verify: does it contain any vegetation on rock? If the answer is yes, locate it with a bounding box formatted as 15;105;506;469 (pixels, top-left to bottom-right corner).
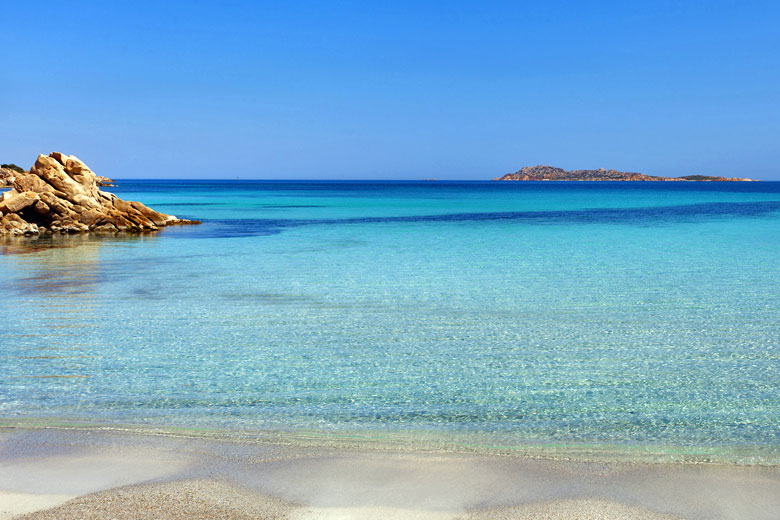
1;163;25;174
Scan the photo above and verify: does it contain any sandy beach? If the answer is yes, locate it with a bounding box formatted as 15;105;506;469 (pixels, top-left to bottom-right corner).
2;427;779;519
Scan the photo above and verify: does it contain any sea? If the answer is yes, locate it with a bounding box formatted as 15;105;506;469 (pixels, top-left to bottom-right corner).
2;180;779;463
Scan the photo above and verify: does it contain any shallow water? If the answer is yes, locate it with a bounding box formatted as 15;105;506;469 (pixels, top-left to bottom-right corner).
2;181;779;461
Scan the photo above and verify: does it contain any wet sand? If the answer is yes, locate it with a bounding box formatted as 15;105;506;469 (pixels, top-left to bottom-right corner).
2;427;779;519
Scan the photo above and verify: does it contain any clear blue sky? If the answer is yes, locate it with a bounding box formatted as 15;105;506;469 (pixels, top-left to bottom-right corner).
2;1;779;179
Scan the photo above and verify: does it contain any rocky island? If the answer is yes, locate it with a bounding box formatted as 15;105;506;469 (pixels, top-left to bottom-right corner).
496;165;755;182
0;152;199;236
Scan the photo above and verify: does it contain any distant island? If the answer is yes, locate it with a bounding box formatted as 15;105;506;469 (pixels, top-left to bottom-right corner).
495;165;755;182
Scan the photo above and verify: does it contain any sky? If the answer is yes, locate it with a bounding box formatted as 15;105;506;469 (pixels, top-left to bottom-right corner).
2;1;779;180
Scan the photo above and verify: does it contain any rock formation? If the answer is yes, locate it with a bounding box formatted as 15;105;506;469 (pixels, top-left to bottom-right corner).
0;166;19;187
0;152;199;236
495;166;755;182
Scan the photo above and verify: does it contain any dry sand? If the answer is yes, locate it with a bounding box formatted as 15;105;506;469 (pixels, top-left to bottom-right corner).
7;484;681;520
2;427;779;519
457;499;680;520
7;484;680;520
11;480;293;520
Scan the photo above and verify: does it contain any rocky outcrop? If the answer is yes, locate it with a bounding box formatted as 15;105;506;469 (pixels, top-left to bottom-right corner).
95;175;115;187
495;166;756;182
0;152;199;236
0;167;19;187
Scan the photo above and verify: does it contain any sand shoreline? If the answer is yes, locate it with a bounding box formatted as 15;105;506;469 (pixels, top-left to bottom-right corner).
3;419;777;465
2;426;779;519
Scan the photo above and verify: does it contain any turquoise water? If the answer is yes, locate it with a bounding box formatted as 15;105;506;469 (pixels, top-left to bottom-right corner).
2;181;779;459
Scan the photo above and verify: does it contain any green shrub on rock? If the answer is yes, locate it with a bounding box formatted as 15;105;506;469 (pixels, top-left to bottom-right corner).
1;164;25;174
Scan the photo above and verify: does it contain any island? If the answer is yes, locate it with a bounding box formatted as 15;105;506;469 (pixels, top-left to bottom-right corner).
0;152;199;236
495;165;755;182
